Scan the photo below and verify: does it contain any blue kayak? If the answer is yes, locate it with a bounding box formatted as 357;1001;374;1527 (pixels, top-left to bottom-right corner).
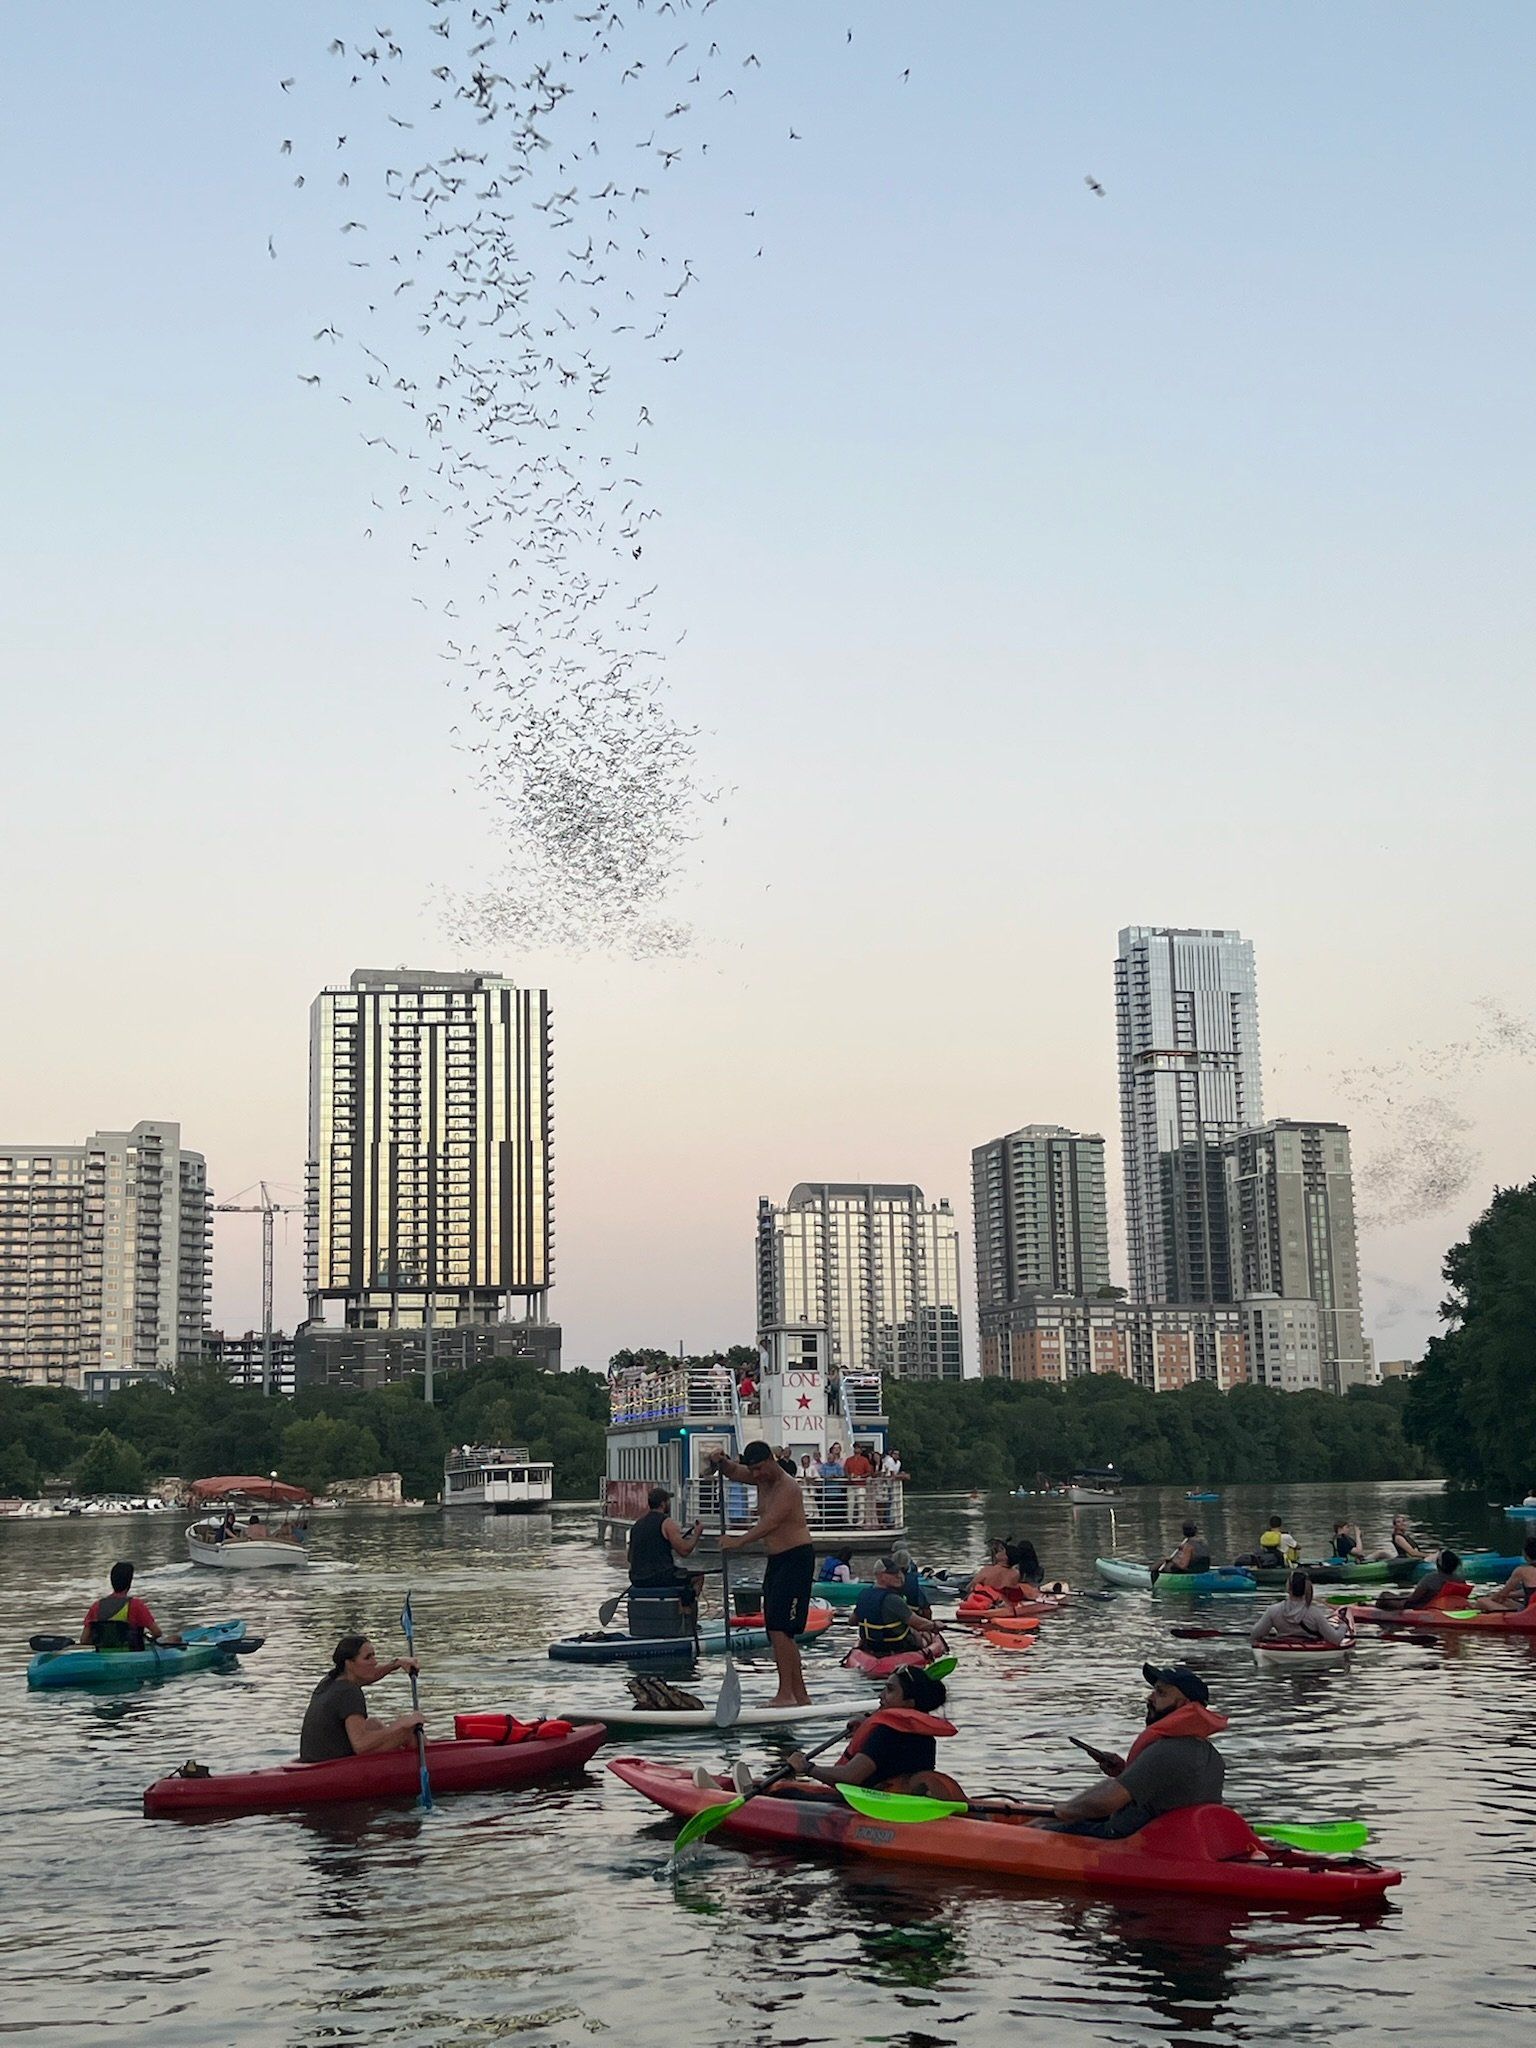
27;1620;248;1690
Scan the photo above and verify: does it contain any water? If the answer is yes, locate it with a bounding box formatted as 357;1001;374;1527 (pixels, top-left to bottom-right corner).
5;1480;1534;2047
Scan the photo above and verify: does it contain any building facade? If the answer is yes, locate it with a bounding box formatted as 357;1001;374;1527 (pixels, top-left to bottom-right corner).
304;969;554;1374
978;1295;1247;1393
0;1121;211;1393
756;1183;964;1382
1239;1294;1324;1392
207;1327;299;1398
1224;1119;1374;1391
1116;926;1263;1305
972;1125;1111;1313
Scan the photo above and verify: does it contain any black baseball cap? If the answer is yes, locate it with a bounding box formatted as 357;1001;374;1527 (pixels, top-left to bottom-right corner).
740;1440;774;1466
1142;1662;1210;1705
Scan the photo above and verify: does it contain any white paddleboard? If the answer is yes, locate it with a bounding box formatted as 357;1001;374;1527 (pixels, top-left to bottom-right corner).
558;1701;858;1730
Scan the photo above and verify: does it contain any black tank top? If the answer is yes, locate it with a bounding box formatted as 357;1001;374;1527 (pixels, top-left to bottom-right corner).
629;1509;682;1586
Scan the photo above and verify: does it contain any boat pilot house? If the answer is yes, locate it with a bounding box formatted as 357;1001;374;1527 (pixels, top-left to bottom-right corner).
601;1326;905;1556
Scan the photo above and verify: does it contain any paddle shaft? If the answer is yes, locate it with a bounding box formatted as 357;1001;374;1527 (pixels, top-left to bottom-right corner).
401;1598;432;1812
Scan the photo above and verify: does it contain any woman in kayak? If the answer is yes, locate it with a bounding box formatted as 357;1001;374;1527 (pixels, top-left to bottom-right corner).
1472;1537;1536;1613
1250;1570;1351;1646
971;1539;1022;1594
299;1634;424;1762
1330;1521;1364;1560
781;1666;958;1795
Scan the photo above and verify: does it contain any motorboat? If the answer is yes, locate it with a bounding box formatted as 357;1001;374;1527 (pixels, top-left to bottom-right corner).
1068;1468;1123;1505
185;1475;312;1569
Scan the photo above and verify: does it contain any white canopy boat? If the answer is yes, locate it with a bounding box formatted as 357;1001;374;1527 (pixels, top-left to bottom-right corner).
185;1475;313;1569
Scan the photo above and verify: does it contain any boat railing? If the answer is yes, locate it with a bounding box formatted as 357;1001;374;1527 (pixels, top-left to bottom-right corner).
445;1445;537;1473
836;1373;886;1424
673;1474;906;1537
607;1364;736;1424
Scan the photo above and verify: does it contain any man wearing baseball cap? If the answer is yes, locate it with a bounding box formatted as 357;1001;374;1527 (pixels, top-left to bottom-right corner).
1046;1663;1228;1838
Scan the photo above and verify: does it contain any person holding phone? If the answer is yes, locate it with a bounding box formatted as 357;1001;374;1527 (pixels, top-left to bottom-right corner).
627;1487;704;1621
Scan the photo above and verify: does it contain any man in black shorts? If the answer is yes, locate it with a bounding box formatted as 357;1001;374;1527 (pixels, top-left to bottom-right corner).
709;1439;816;1707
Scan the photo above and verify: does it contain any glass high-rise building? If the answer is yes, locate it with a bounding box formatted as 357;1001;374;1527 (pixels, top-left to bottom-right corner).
1115;927;1262;1304
756;1183;964;1383
305;969;552;1340
0;1121;211;1393
971;1125;1111;1312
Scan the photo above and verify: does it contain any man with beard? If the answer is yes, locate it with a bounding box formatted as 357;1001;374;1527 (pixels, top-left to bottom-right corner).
1045;1664;1227;1838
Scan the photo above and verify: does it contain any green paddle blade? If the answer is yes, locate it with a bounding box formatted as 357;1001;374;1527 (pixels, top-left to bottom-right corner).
838;1786;968;1824
1445;1609;1480;1620
1253;1820;1369;1853
672;1792;745;1853
926;1655;958;1680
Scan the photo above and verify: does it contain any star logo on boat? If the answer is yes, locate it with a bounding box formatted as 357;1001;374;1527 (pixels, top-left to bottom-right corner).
796;1393;812;1409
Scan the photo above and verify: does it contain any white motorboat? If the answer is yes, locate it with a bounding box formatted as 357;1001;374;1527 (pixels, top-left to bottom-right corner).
184;1474;314;1569
1068;1468;1123;1505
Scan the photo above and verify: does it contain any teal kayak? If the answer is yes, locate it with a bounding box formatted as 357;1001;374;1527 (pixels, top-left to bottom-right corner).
814;1576;953;1609
1248;1559;1398;1587
1096;1558;1257;1595
27;1620;248;1690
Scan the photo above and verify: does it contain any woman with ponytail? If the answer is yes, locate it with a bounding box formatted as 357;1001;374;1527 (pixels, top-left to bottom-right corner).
299;1633;425;1762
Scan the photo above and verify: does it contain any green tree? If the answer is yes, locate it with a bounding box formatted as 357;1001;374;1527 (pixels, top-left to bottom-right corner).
74;1430;149;1496
280;1416;384;1495
0;1440;40;1496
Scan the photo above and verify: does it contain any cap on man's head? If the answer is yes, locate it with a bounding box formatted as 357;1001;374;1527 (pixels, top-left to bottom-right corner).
1141;1661;1210;1706
877;1554;905;1577
740;1440;774;1466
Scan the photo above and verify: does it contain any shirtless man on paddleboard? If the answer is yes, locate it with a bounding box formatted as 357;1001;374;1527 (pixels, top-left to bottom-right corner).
708;1440;816;1707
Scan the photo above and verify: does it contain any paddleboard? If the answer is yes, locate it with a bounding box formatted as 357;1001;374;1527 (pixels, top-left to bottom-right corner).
557;1701;857;1730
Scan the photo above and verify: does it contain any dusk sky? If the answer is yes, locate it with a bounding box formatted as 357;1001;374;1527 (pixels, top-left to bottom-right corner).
4;3;1534;1371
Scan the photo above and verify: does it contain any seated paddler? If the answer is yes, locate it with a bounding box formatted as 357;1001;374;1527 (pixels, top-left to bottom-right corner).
1045;1662;1227;1838
854;1554;944;1660
782;1666;959;1795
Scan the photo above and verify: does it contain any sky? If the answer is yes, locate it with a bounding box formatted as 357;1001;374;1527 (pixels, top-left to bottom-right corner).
3;3;1534;1373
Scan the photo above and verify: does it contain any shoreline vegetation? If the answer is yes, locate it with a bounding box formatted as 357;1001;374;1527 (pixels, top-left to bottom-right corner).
0;1349;1435;1506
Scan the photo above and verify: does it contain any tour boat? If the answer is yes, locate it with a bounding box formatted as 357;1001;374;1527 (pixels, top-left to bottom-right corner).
599;1325;905;1558
185;1475;312;1569
1068;1469;1123;1505
443;1445;554;1513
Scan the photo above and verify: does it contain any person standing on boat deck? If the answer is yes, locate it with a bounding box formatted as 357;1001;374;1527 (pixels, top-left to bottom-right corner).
1250;1571;1351;1646
627;1486;703;1619
1045;1664;1227;1838
844;1443;876;1526
81;1560;182;1649
708;1441;816;1707
818;1443;847;1527
299;1634;423;1762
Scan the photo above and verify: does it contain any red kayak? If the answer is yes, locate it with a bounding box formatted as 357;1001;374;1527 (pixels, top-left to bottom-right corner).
844;1634;949;1678
612;1760;1402;1908
956;1587;1063;1621
143;1722;605;1818
1347;1602;1536;1634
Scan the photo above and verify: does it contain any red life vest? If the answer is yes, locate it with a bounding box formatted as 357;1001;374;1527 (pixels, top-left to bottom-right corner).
1125;1701;1229;1766
1425;1578;1473;1609
840;1706;957;1763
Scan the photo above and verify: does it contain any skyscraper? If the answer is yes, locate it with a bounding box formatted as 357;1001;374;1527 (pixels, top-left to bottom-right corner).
971;1125;1111;1312
1115;927;1262;1304
0;1121;211;1394
756;1183;964;1383
304;969;554;1383
1225;1120;1374;1391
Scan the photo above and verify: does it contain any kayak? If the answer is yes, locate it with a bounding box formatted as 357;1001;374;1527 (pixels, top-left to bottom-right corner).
28;1620;248;1690
1252;1633;1356;1671
611;1761;1402;1907
1503;1504;1536;1518
815;1576;955;1609
1248;1560;1400;1588
1432;1552;1523;1583
548;1701;856;1732
1185;1491;1221;1501
956;1586;1066;1620
144;1722;606;1817
548;1603;834;1664
844;1634;948;1679
1347;1602;1536;1634
1095;1559;1257;1595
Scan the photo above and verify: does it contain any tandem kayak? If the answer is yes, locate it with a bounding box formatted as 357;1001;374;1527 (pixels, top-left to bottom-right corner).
1095;1559;1257;1595
1252;1633;1356;1671
843;1633;949;1678
610;1762;1402;1908
1347;1602;1536;1634
548;1602;834;1664
28;1620;249;1690
144;1722;606;1817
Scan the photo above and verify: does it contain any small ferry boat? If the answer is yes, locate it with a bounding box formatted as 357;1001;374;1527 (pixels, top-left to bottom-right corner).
1068;1468;1123;1506
599;1325;906;1557
443;1445;554;1513
186;1475;312;1569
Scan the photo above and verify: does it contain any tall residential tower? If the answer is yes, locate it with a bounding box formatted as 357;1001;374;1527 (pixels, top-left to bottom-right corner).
303;968;555;1386
1115;926;1262;1304
971;1125;1111;1311
756;1183;964;1383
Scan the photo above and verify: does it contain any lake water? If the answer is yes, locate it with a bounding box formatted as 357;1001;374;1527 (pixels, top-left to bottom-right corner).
5;1479;1534;2047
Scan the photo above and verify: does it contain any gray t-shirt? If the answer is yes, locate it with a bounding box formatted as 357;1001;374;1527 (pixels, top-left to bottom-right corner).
1252;1597;1349;1643
1105;1737;1225;1837
300;1675;368;1761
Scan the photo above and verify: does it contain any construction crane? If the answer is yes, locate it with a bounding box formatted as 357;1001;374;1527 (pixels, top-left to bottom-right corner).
213;1182;302;1397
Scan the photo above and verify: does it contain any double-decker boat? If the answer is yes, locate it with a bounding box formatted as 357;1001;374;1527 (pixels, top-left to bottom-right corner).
600;1325;905;1557
443;1445;554;1513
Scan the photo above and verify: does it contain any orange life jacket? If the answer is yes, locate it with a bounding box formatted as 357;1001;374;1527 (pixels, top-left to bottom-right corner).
840;1706;957;1763
1125;1701;1229;1765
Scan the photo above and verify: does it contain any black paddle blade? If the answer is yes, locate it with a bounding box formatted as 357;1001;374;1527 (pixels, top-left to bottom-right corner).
228;1634;265;1655
29;1635;75;1653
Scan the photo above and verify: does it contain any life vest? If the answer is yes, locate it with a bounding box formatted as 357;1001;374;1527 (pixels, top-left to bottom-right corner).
839;1706;957;1764
818;1557;848;1584
1125;1701;1229;1765
88;1595;144;1653
853;1586;915;1653
1425;1578;1473;1609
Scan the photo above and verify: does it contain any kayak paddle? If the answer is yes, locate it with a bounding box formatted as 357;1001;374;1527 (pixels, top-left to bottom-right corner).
664;1728;848;1872
597;1590;628;1629
29;1635;74;1653
400;1592;432;1813
838;1785;967;1823
1252;1821;1370;1853
835;1788;1371;1857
